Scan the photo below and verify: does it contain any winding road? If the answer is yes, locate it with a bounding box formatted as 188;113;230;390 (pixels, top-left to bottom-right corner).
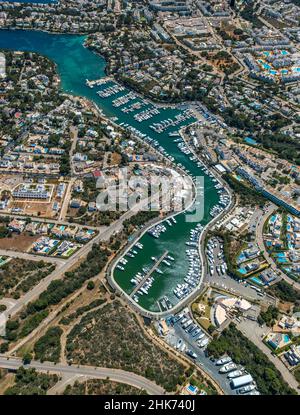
0;356;165;395
0;193;157;324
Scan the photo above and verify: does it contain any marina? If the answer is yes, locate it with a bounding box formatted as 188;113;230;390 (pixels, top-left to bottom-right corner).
130;250;169;299
0;29;222;312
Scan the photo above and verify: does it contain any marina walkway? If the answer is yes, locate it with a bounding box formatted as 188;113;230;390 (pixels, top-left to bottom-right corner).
130;250;169;297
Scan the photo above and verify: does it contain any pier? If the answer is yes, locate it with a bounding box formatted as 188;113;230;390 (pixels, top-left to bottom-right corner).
130;250;169;298
86;77;113;88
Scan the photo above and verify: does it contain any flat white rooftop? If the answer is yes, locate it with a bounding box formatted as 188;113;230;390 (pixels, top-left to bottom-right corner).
0;53;5;78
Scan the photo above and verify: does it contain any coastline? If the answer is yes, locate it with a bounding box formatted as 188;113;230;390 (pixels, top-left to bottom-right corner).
0;28;225;315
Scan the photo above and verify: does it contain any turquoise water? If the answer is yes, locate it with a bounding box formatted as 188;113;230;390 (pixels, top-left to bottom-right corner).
250;276;264;286
261;62;271;70
0;30;220;312
278;258;288;263
244;137;257;145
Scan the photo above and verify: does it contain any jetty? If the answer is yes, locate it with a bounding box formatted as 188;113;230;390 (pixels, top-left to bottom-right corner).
130;250;169;297
86;77;113;88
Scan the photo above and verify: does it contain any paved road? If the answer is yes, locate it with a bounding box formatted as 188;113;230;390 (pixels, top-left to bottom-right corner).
0;356;165;395
0;194;154;322
59;177;75;221
170;322;234;395
256;204;300;291
0;249;65;265
0;212;100;231
236;320;299;391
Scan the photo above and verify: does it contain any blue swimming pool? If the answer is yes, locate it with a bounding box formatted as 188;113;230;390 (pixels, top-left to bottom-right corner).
187;384;198;394
250;276;264;286
278;258;288;263
238;252;246;262
262;63;271;70
244;137;257;145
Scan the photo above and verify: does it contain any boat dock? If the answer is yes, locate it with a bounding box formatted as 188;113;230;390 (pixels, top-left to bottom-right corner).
130;250;169;297
86;77;113;88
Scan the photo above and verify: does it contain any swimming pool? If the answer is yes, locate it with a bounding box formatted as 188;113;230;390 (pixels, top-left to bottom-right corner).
187;384;198;394
244;137;257;145
238;252;247;263
262;63;271;70
250;276;264;286
277;258;288;263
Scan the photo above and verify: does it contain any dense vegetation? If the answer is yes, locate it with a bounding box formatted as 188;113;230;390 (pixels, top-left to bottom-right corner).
258;306;279;327
63;379;146;395
4;367;59;395
25;244;109;314
259;132;300;165
123;211;160;234
5;310;49;341
223;174;265;207
206;324;295;395
269;281;300;305
5;244;109;344
34;326;63;363
59;298;106;326
0;259;54;299
66;300;186;392
294;367;300;386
